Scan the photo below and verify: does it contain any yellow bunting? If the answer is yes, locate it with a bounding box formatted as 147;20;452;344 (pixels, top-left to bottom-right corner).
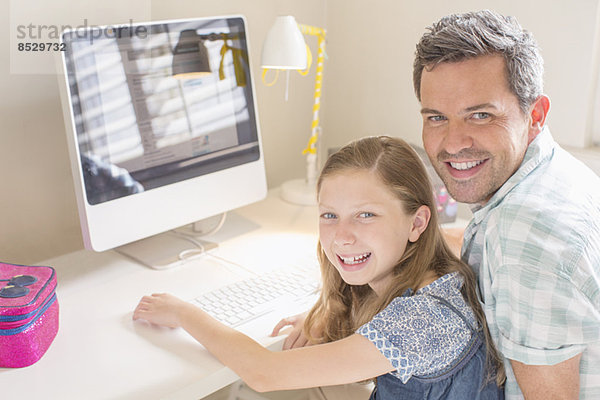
262;68;279;86
219;34;248;87
297;44;312;76
302;134;318;155
298;24;327;156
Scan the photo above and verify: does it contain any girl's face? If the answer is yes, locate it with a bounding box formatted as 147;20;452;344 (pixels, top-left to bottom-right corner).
318;169;424;296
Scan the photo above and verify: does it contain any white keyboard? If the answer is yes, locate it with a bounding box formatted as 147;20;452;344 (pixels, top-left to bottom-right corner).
191;265;320;327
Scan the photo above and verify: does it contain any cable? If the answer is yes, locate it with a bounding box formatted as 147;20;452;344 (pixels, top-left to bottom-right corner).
167;230;206;261
192;212;227;236
205;252;259;276
167;229;257;275
164;212;259;275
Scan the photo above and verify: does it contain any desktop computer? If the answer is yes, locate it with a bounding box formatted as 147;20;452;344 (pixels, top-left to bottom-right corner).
57;16;267;268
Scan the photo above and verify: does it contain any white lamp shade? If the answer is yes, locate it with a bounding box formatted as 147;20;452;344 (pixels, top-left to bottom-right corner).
261;16;307;70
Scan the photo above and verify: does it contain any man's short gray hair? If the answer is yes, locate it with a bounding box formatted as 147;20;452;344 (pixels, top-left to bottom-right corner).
413;10;544;113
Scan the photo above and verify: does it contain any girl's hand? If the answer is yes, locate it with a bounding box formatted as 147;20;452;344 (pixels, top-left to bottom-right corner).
133;293;190;328
271;312;310;349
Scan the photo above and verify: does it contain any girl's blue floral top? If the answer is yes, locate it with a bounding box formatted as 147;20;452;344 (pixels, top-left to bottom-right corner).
356;272;478;383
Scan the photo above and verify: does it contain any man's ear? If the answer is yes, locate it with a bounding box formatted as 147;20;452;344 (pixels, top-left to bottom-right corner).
409;205;431;243
528;95;550;144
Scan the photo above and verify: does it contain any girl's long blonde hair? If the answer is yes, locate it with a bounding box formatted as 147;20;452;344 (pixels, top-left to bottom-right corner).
304;136;504;385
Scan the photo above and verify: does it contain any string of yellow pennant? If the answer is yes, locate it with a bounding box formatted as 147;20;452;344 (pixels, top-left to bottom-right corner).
218;34;248;87
299;24;326;156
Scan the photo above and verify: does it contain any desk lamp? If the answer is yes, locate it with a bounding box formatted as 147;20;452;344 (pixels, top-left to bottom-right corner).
261;16;327;205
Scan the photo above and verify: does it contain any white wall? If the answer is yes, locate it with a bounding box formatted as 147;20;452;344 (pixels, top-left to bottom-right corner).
2;0;599;264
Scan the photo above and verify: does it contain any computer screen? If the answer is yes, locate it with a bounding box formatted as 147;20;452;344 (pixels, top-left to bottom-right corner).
58;15;267;260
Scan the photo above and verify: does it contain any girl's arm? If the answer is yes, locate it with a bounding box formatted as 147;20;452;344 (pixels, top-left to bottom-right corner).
133;293;393;392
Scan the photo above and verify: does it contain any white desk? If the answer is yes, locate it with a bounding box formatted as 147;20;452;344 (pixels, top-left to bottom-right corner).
0;189;320;400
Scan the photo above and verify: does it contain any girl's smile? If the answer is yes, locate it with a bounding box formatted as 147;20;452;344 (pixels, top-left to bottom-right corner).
337;252;372;271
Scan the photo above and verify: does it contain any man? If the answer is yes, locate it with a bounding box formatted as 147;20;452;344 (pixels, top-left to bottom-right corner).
414;10;600;399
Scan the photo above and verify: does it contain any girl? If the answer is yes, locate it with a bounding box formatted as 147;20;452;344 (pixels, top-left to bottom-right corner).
133;136;504;399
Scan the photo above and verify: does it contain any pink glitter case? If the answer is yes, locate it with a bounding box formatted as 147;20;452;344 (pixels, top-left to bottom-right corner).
0;262;59;368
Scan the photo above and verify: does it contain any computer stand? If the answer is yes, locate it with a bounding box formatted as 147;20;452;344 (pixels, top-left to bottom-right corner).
115;229;218;270
115;214;228;270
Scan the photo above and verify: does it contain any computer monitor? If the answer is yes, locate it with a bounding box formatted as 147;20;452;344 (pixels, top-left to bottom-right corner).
57;15;267;268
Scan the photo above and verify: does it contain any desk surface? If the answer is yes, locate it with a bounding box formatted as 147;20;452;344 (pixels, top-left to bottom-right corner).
0;189;320;400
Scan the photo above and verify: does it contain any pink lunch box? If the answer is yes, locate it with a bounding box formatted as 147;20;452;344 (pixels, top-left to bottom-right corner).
0;262;59;368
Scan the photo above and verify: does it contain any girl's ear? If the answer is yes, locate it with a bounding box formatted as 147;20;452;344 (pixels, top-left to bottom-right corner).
409;205;431;243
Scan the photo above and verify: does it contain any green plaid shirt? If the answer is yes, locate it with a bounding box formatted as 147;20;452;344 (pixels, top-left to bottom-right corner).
461;128;600;399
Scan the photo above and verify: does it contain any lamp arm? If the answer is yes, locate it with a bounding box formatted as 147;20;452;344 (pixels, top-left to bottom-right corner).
299;25;326;186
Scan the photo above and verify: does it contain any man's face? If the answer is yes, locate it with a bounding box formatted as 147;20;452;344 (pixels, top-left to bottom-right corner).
420;55;533;205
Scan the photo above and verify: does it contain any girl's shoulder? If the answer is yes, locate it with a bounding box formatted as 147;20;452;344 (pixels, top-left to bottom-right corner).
413;271;465;303
394;271;465;305
365;272;477;335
